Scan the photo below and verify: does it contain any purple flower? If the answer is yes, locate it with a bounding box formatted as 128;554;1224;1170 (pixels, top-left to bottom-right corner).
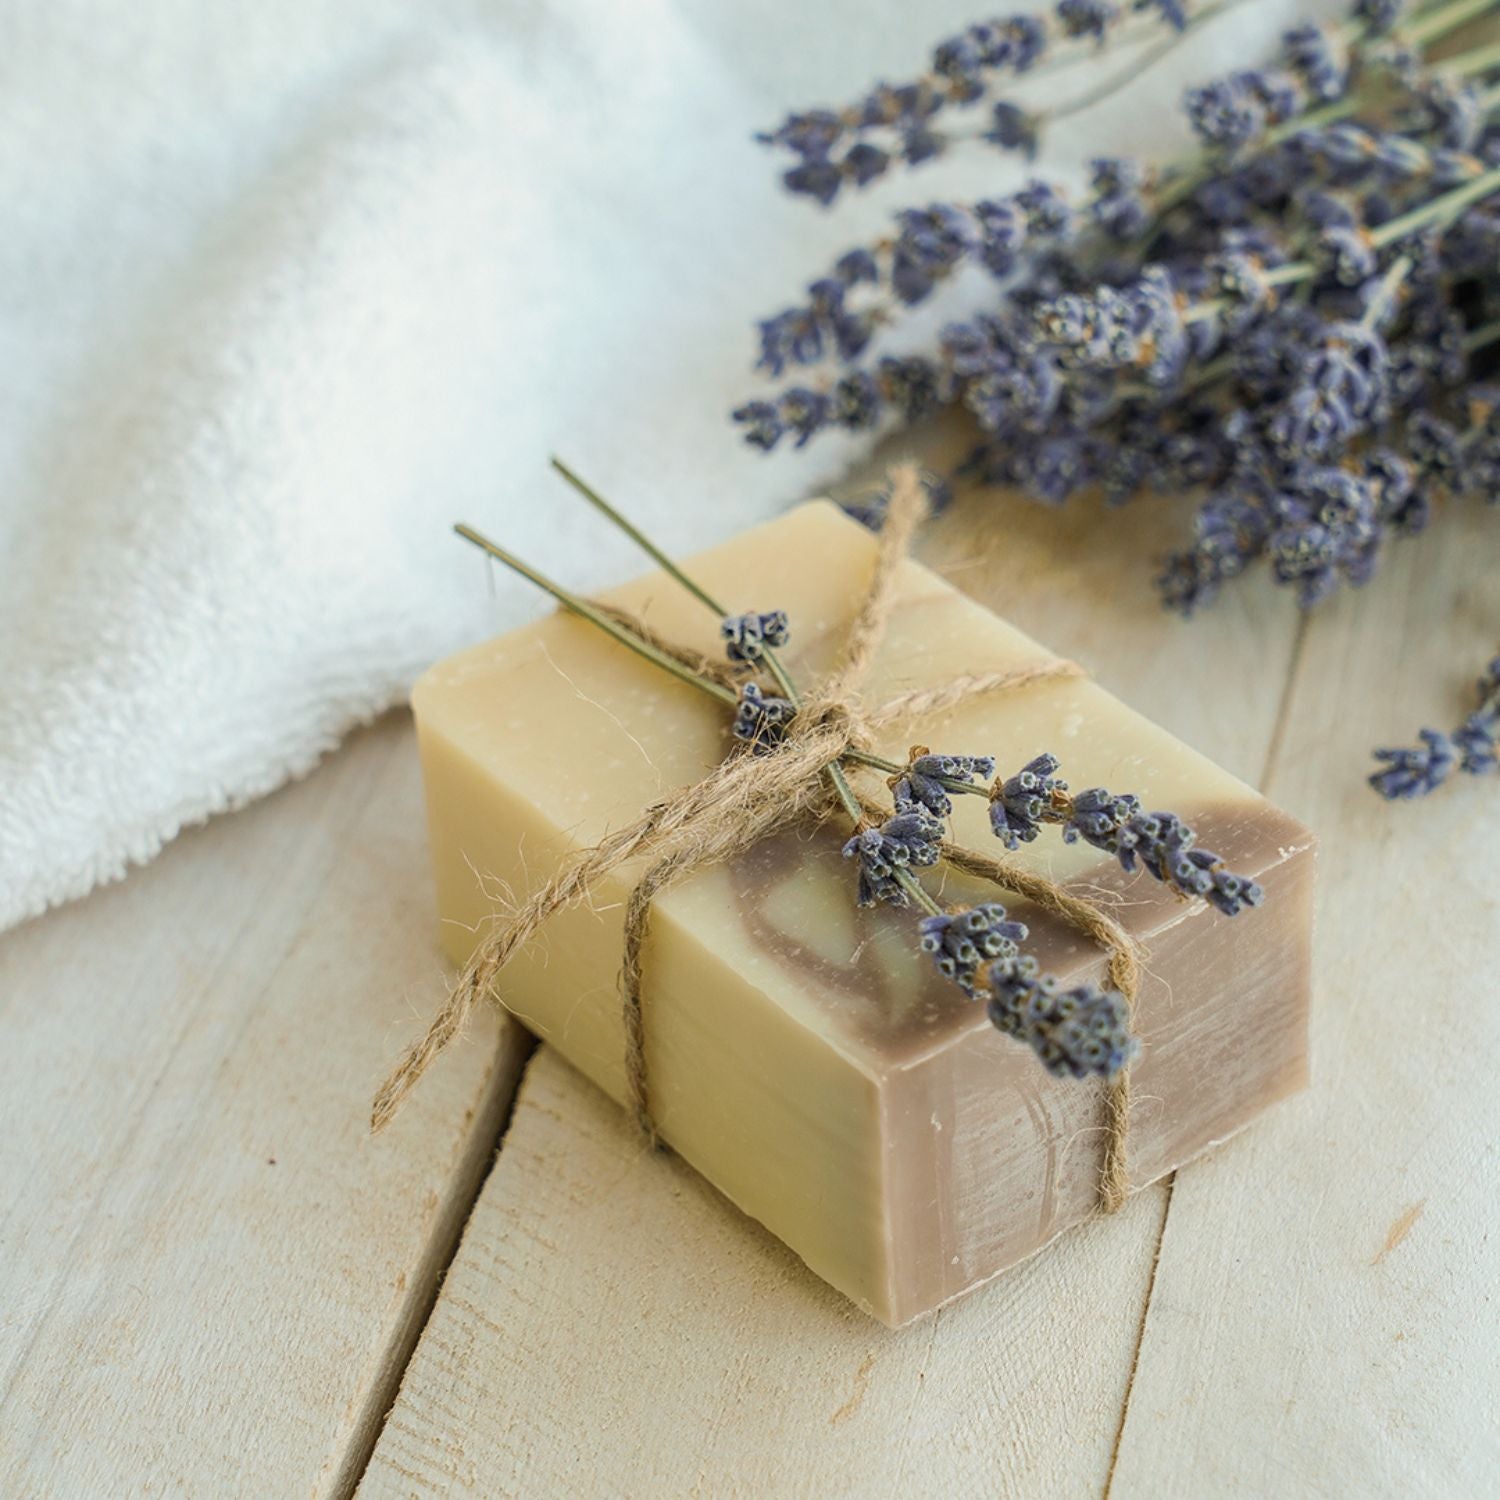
843;806;945;907
1364;447;1424;534
1407;410;1463;487
737;0;1500;807
1063;788;1263;915
1186;75;1268;152
1372;656;1500;797
831;371;884;432
721;610;790;664
1158;476;1274;614
1370;728;1457;798
892;751;997;817
989;752;1067;847
776;387;832;448
1269;464;1380;606
891;204;978;304
919;902;1027;994
987;102;1038;156
1091;156;1152;240
1315;226;1377;288
1266;323;1388;463
988;955;1138;1079
1058;0;1118;43
1353;0;1405;34
731;400;782;452
1404;77;1483;152
732;681;794;750
1282;24;1347;104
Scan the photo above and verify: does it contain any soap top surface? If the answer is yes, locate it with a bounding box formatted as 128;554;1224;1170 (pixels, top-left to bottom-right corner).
415;500;1312;1075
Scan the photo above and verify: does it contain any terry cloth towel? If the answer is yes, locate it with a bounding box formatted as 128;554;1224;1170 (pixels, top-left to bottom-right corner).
0;0;1316;932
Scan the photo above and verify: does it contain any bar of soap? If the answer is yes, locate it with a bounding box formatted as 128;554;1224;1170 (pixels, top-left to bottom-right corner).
412;501;1313;1326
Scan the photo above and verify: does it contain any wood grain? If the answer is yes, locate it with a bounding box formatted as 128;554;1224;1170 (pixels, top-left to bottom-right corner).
1107;499;1500;1497
0;716;530;1497
358;474;1307;1498
360;1046;1172;1500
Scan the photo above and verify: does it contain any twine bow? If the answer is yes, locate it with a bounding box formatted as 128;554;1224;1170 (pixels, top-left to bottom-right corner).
373;465;1146;1214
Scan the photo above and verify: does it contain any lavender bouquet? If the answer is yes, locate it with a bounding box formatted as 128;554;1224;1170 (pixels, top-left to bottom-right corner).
734;0;1500;799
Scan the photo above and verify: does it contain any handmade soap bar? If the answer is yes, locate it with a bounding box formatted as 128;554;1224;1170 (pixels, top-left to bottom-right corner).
412;502;1313;1326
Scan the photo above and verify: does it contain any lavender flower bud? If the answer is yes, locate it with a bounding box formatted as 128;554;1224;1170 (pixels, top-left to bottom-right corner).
842;806;945;907
1353;0;1405;35
720;610;790;664
1064;789;1263;914
988;954;1138;1079
986;102;1038;157
1372;657;1500;798
1058;0;1118;42
1282;24;1347;104
919;902;1028;994
732;681;795;752
989;752;1068;848
892;750;997;817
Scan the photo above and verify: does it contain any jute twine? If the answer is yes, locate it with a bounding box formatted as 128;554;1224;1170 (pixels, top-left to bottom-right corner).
372;464;1146;1214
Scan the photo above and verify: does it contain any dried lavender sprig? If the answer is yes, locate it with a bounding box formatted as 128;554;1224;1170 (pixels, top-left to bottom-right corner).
756;1;1214;206
740;7;1500;400
451;524;739;709
1059;785;1265;914
747;68;1500;409
742;144;1500;496
918;902;1028;991
890;748;998;815
1370;654;1500;796
546;461;879;836
989;953;1139;1078
919;899;1137;1078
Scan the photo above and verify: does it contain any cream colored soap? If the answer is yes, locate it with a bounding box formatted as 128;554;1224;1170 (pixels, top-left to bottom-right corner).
413;501;1314;1326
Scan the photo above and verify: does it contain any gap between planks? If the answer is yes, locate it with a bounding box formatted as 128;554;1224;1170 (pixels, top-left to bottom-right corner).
334;1026;537;1499
1102;604;1311;1498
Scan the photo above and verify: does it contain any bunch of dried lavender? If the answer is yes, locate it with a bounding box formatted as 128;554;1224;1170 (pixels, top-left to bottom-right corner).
458;460;1265;1086
735;0;1500;798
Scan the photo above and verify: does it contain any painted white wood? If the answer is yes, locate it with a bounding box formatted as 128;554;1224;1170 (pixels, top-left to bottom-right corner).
360;1046;1171;1500
359;479;1306;1497
1108;500;1500;1498
0;717;530;1497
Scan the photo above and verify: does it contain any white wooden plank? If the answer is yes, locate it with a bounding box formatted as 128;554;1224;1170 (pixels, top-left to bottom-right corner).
1108;500;1500;1496
358;474;1303;1498
361;1047;1170;1500
0;715;531;1497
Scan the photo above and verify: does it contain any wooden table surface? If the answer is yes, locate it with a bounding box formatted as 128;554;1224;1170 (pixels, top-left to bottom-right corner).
2;476;1496;1498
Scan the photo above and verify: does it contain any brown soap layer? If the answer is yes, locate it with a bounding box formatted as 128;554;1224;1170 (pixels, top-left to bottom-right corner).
724;797;1311;1065
712;795;1314;1325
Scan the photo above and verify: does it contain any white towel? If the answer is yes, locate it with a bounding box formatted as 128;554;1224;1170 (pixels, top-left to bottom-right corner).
0;0;1314;932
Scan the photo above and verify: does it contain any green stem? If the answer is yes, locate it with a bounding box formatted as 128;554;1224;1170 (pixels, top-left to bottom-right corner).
452;523;737;707
1407;0;1500;47
1370;160;1500;244
1360;253;1413;329
1444;36;1500;77
551;455;808;709
895;866;944;916
1037;0;1249;129
547;461;877;836
1463;316;1500;352
550;458;724;616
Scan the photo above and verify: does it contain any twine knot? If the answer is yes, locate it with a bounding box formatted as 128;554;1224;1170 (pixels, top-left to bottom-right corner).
373;463;1144;1216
